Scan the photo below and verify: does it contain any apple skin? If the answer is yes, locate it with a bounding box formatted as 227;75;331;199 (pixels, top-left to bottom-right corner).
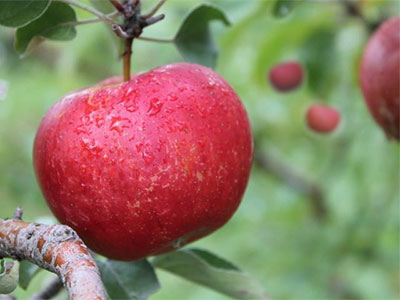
306;104;341;133
33;63;253;261
268;61;304;92
359;17;400;140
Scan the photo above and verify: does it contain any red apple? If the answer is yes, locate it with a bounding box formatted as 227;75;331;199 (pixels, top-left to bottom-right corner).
306;104;341;133
33;63;253;261
359;17;400;140
268;61;304;92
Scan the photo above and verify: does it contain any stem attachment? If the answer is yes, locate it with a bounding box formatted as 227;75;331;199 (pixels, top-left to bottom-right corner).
123;38;133;81
107;0;166;81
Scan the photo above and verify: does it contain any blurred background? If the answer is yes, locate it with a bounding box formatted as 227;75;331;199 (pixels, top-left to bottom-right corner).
0;0;399;299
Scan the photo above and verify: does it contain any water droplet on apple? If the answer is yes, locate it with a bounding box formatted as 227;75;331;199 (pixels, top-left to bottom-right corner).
147;98;163;116
81;138;102;154
74;125;87;135
142;149;154;165
167;94;178;101
126;104;138;112
109;117;130;134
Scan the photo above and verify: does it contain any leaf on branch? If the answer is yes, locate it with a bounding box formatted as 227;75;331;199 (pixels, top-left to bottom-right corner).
272;0;303;17
300;28;337;97
97;259;160;300
0;0;50;28
15;2;77;56
152;248;268;300
18;261;42;290
0;260;19;295
174;4;231;69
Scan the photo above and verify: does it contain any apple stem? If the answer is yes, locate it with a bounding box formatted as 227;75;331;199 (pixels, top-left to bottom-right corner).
107;0;166;81
123;38;133;82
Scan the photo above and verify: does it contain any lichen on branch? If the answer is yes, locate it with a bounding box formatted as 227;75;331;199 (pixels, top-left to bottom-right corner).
0;208;106;300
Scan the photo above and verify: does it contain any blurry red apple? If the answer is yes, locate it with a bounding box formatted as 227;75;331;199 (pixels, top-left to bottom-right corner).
306;104;340;133
360;17;400;140
33;63;253;261
268;61;304;92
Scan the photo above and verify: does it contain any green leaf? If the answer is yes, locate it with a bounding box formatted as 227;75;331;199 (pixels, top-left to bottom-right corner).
89;0;115;13
300;28;337;97
174;4;231;69
15;1;77;56
97;259;160;300
18;261;41;290
272;0;302;17
153;248;268;300
0;260;19;295
0;0;50;28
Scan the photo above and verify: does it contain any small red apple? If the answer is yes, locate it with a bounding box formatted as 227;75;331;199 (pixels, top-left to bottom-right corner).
306;104;341;133
33;63;253;261
359;17;400;140
268;61;304;92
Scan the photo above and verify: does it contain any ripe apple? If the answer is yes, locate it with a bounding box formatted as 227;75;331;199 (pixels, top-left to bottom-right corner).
33;63;253;261
359;17;400;140
268;61;304;92
306;104;341;133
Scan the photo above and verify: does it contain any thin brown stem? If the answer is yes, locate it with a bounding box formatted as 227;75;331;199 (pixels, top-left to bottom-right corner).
143;0;166;18
123;38;133;82
109;0;125;13
137;36;173;43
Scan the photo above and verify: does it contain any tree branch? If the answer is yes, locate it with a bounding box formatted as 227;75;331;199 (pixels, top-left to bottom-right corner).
340;0;378;32
254;151;327;221
0;208;106;300
143;0;167;19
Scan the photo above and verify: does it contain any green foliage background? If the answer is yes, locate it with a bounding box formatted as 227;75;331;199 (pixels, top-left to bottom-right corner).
0;0;399;299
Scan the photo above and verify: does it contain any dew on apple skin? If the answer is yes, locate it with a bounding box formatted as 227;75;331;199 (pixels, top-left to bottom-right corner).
74;125;87;135
142;149;154;165
147;98;163;116
109;117;131;134
125;104;139;112
167;93;178;101
81;138;102;154
95;117;105;128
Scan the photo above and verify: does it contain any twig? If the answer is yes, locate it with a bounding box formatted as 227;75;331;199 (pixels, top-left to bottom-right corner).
29;277;64;300
55;0;116;25
340;0;378;32
137;36;173;43
13;207;23;221
255;151;327;221
143;0;167;18
109;0;125;13
0;208;106;300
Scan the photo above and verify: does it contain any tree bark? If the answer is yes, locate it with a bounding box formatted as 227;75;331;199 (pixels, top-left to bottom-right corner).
0;209;106;300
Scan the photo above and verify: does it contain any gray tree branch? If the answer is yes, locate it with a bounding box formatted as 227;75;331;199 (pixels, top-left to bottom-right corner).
0;208;106;300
